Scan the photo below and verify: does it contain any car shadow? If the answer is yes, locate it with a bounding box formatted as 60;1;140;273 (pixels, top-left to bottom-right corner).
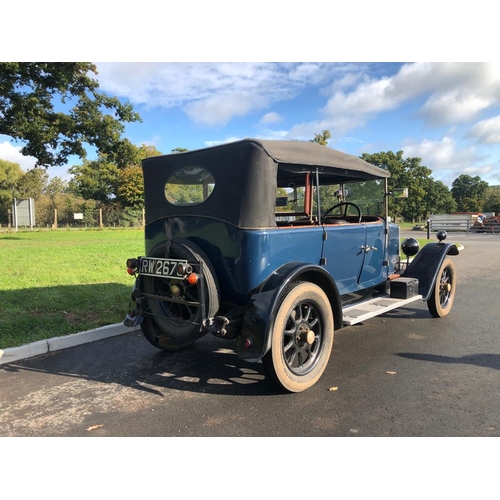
395;352;500;370
1;332;284;397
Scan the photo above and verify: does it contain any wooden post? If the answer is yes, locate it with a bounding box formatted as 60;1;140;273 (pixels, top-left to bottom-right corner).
54;208;58;229
99;208;103;228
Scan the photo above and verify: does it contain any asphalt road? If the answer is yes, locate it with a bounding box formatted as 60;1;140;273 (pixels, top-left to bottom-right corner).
1;231;499;437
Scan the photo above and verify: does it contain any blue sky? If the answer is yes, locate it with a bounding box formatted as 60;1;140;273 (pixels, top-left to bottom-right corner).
2;62;500;188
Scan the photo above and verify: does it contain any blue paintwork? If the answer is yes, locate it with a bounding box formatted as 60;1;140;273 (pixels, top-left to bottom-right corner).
144;216;390;302
323;221;388;292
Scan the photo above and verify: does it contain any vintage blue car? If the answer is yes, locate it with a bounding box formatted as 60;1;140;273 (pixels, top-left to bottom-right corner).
125;139;458;392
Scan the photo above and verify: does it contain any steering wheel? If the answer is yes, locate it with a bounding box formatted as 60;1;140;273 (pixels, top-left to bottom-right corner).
322;202;362;223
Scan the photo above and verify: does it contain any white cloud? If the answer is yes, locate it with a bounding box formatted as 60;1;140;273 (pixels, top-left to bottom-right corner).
0;139;37;171
185;91;267;127
419;90;495;127
258;112;282;125
467;115;500;144
94;62;361;127
287;62;500;138
0;137;77;181
400;136;494;185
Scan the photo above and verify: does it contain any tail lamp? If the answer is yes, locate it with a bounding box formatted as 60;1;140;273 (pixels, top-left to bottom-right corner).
126;258;139;276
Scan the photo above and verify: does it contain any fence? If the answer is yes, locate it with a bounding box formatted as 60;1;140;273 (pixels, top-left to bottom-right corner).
1;206;145;230
429;214;476;232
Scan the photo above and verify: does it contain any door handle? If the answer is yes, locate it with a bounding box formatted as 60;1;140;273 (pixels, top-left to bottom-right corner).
361;246;377;253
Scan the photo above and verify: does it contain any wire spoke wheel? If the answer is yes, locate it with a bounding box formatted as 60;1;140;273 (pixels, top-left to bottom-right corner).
438;268;452;308
263;282;334;393
282;302;322;376
428;257;456;318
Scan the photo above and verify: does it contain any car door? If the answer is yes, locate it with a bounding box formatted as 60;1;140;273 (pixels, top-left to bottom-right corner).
358;221;386;289
323;224;366;295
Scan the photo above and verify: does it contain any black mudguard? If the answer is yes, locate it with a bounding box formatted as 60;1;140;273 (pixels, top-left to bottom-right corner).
402;242;459;300
236;262;342;362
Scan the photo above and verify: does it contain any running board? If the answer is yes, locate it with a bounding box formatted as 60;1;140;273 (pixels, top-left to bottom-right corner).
342;294;423;326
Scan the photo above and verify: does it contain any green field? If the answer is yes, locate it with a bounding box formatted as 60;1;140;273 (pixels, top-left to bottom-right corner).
0;229;144;349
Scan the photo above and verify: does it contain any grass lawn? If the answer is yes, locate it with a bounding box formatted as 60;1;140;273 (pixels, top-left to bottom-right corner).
0;229;144;349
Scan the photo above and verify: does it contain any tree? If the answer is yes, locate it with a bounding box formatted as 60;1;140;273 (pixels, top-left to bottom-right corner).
483;185;500;215
15;168;49;199
69;143;162;206
69;159;119;203
310;130;331;146
361;151;450;222
171;147;189;153
0;62;141;167
116;165;144;208
44;176;69;199
0;159;23;198
422;179;457;216
0;159;24;222
451;174;488;212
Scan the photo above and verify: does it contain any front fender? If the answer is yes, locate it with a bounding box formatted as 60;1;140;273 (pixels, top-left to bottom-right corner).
402;242;459;300
236;262;341;362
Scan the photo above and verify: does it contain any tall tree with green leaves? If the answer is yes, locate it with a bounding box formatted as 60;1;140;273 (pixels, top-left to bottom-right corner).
0;159;23;220
116;165;144;208
70;143;162;206
44;176;69;199
361;151;441;222
422;179;457;217
361;151;407;221
0;62;141;167
15;168;49;199
451;174;488;212
68;159;120;203
483;185;500;215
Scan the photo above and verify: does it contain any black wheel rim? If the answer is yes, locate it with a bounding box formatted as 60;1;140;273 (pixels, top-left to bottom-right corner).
281;301;324;376
154;277;201;326
438;267;452;308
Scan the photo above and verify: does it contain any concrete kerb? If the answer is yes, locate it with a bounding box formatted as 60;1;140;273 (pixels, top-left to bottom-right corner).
0;323;140;365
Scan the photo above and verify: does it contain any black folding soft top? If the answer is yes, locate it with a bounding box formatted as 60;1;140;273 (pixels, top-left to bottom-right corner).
142;138;389;228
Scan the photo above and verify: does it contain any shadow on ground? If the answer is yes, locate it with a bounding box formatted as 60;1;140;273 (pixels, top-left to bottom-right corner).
1;331;282;397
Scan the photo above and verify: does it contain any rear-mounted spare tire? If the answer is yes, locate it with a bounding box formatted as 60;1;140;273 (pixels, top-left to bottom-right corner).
140;238;220;351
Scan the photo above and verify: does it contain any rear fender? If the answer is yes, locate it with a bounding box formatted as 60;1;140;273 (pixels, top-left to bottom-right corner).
402;242;459;300
237;262;341;362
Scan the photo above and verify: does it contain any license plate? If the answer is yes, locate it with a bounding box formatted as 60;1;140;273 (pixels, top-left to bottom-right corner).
139;257;188;279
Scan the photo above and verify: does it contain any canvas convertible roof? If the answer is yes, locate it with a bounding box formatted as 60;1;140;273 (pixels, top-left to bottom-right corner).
250;138;390;181
142;138;389;228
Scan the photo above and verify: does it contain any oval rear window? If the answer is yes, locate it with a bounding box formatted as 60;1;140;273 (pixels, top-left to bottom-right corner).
165;166;215;206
